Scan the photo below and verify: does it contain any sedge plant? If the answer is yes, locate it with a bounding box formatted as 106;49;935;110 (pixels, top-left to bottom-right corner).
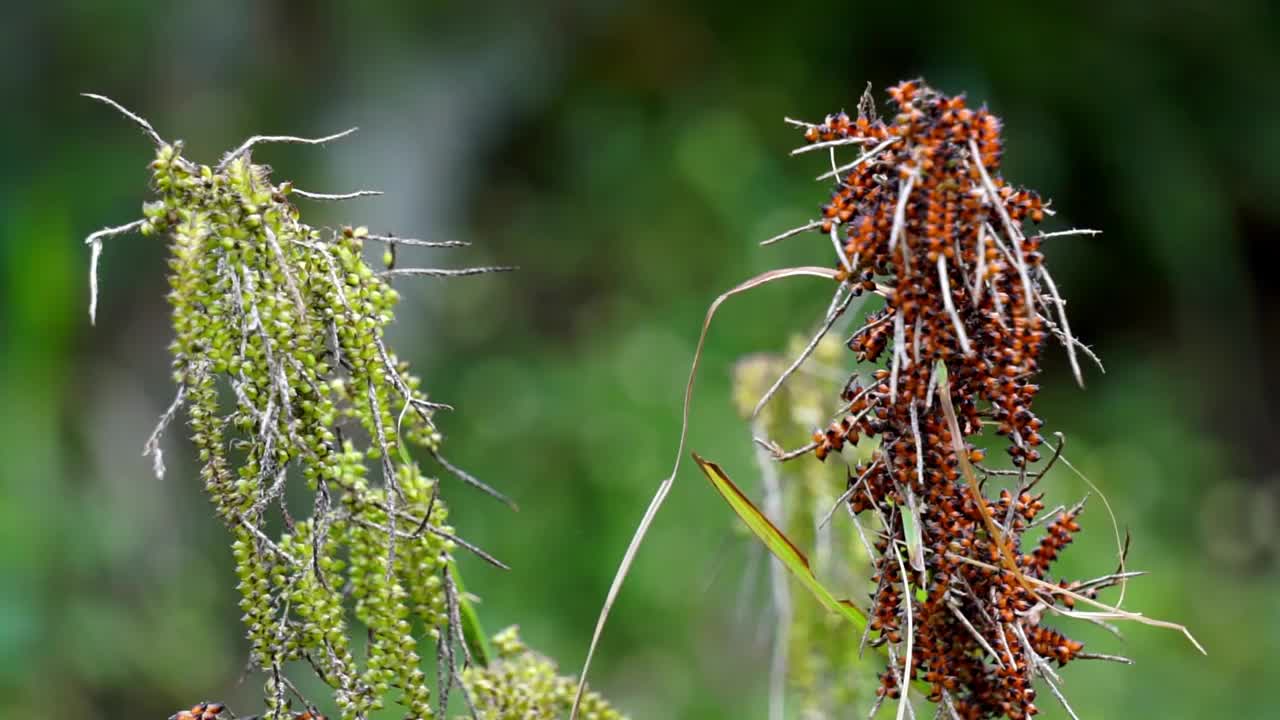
82;93;625;720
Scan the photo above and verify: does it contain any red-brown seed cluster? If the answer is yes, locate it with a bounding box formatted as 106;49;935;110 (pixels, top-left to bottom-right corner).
799;81;1091;719
168;704;325;720
1027;508;1081;576
169;703;225;720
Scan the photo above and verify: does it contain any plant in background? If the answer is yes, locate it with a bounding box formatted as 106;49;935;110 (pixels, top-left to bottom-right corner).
461;627;623;719
580;80;1202;720
82;94;624;720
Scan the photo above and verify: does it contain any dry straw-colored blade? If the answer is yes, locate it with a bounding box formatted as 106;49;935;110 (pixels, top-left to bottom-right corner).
569;266;840;719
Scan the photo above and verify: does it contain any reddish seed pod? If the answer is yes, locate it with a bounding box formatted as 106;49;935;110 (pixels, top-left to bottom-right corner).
791;80;1097;719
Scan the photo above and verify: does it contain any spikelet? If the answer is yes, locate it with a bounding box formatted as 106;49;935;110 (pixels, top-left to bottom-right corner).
797;81;1090;719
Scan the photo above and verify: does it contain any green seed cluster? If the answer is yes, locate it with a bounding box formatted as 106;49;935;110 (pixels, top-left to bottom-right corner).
143;139;459;719
96;124;628;719
460;628;627;720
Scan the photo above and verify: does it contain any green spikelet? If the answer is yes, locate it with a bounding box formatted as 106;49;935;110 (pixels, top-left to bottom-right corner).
88;98;626;720
460;628;627;720
144;138;459;719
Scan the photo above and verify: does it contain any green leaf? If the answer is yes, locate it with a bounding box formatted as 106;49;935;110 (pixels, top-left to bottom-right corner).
693;452;867;634
902;494;926;575
695;452;934;698
934;358;949;386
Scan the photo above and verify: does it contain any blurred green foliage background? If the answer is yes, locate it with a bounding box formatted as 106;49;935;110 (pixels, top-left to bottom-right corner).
3;1;1279;717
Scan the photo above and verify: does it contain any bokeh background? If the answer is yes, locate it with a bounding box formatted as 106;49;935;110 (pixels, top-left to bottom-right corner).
3;1;1279;717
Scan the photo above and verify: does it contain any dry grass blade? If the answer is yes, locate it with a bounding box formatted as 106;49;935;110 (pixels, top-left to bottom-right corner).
89;238;103;325
761;220;823;246
1037;309;1106;374
890;528;914;720
81;93;164;145
1012;622;1081;720
142;385;186;480
751;284;854;419
937;255;972;355
756;437;820;462
264;227;308;322
944;552;1206;654
1074;570;1146;592
967;138;1035;316
1076;651;1134;664
291;188;383;201
890;311;906;403
364;234;470;248
831;224;854;272
424;526;510;571
791;136;876;155
1058;452;1131;608
935;362;1034;595
945;601;1004;669
971;226;988;309
84;219;146;324
218;126;359;171
815;137;901;181
938;691;962;720
818;460;882;529
569;265;840;719
430;449;518;511
1034;228;1102;240
380;265;518;278
888;172;917;253
1038;265;1085;388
